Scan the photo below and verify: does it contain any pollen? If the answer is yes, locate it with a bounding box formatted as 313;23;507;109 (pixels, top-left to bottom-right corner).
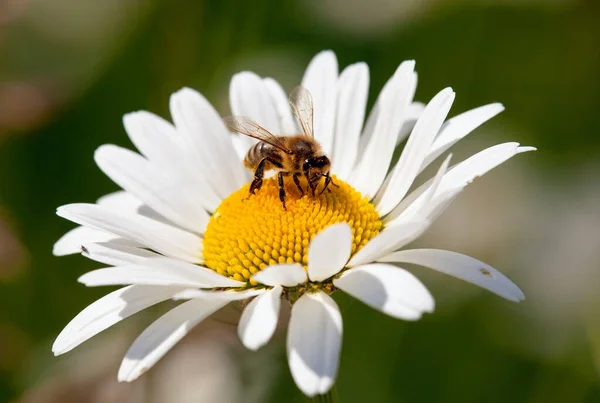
202;176;383;285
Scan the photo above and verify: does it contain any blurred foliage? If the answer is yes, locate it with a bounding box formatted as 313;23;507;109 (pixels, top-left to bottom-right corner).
1;0;600;402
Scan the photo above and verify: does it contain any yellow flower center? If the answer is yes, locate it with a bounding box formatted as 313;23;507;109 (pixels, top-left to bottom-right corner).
202;176;382;285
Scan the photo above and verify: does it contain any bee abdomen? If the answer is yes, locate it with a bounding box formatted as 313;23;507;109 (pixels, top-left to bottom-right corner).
244;141;271;169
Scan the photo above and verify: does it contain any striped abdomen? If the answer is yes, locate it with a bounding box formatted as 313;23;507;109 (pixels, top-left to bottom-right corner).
244;141;281;170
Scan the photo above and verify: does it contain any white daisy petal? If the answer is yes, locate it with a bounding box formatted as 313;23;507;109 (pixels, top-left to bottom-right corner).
53;226;138;256
123;111;222;212
144;257;244;287
375;87;455;216
95;145;210;234
421;103;505;172
252;263;307;287
52;285;184;355
96;191;143;211
383;155;451;224
170;87;246;197
347;220;430;267
238;285;282;351
287;291;342;397
57;203;203;263
78;266;203;288
379;249;525;302
172;288;264;301
230;71;281;134
122;111;185;169
334;263;434;319
79;256;243;288
118;298;227;382
80;264;240;291
396;102;425;146
387;142;536;225
81;242;160;266
307;223;352;282
263;78;298;134
331;62;369;179
301;50;338;154
349;61;415;199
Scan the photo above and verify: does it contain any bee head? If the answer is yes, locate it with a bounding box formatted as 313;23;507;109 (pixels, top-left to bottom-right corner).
303;156;331;183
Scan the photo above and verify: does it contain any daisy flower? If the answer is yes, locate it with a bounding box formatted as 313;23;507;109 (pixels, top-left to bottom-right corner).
53;50;534;398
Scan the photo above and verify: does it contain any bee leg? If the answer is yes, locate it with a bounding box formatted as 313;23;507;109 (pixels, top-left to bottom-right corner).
292;173;304;197
277;172;287;210
249;158;268;196
309;181;317;196
319;175;331;195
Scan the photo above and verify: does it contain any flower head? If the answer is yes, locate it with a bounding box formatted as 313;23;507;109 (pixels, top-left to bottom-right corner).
53;50;533;397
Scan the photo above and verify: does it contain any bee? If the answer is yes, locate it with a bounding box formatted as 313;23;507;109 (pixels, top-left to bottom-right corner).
223;86;333;209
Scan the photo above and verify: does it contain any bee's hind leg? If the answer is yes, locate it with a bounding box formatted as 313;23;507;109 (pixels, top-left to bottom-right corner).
249;158;268;196
278;172;287;210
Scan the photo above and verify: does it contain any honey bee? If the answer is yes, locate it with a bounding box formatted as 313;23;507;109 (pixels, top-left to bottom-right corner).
223;86;333;209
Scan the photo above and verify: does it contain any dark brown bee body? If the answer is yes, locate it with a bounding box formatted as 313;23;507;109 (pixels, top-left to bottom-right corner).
224;86;335;209
244;135;324;174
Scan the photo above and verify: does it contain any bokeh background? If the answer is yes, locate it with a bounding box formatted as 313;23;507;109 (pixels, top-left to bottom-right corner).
1;0;600;402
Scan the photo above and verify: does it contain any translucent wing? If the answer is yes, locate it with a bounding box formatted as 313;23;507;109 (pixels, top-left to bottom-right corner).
223;116;292;153
289;86;314;138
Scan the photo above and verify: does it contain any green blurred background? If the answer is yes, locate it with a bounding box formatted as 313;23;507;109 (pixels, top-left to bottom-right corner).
1;0;600;402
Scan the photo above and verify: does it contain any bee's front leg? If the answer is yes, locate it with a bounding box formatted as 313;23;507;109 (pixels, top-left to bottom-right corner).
278;172;287;210
319;173;337;195
292;173;304;197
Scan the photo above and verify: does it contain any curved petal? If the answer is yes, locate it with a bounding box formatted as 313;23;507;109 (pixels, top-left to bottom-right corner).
252;263;307;287
331;62;369;179
263;77;298;134
172;288;264;300
170;88;246;198
348;61;415;199
308;223;352;282
287;292;342;397
420;103;504;172
53;226;138;256
301;50;338;155
382;154;452;224
378;249;525;302
96;191;143;211
81;242;160;266
396;102;425;146
118;298;227;382
52;285;184;355
79;258;244;288
230;71;281;133
57;203;203;263
334;263;434;320
375;88;455;216
386;142;536;225
95;145;210;234
123;111;222;211
347;220;430;267
238;286;282;351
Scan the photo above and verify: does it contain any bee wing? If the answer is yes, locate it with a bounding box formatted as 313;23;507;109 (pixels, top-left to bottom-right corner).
289;86;314;138
223;116;292;153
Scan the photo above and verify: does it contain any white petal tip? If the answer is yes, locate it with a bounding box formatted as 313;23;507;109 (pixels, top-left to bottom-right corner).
170;87;197;101
403;60;416;69
117;366;139;383
518;146;537;152
492;103;505;112
316;50;335;58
